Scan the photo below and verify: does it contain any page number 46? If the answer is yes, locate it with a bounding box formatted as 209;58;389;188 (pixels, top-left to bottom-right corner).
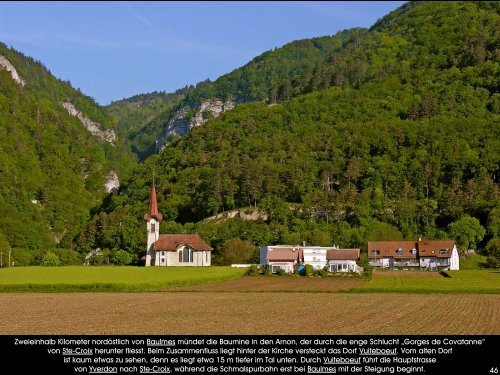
490;368;498;374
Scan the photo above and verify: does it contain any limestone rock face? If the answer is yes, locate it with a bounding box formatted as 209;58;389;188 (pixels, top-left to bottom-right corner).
157;98;241;151
104;171;120;193
61;101;116;144
0;55;26;86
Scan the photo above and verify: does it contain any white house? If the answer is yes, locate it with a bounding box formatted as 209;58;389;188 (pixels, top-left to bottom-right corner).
302;247;329;270
260;245;362;274
144;184;212;266
368;240;459;271
259;246;303;273
326;249;361;273
418;240;459;271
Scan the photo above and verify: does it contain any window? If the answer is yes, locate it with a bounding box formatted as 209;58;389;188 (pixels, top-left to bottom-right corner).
206;252;209;263
180;246;192;263
272;265;288;273
161;251;165;256
439;250;448;254
151;223;155;233
161;258;165;263
431;250;435;254
396;248;404;255
371;250;380;255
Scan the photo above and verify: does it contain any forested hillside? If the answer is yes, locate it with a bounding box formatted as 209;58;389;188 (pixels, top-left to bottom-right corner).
0;43;136;263
75;1;499;265
106;89;188;157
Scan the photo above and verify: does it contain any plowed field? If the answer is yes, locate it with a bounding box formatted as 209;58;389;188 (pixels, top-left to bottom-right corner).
1;292;498;334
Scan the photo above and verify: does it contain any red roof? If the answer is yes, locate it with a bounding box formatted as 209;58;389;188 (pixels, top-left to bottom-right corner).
144;185;163;222
154;234;212;252
368;241;418;259
368;240;456;259
327;249;360;261
266;248;303;261
418;240;455;258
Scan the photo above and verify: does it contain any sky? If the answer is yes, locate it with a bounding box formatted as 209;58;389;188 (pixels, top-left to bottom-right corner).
0;1;405;105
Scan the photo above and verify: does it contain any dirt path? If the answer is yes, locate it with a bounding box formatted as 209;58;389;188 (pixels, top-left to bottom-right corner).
1;292;498;335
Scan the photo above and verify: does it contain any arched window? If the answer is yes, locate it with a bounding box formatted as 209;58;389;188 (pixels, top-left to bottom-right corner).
178;249;182;263
151;223;155;233
183;246;190;263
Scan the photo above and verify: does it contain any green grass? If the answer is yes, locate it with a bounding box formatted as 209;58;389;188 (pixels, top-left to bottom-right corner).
349;270;500;294
459;254;488;270
0;266;246;292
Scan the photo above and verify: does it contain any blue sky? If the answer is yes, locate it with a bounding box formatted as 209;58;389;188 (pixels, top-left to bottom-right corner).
0;1;404;104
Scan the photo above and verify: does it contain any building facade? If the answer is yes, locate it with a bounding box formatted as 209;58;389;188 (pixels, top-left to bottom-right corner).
368;240;459;270
144;184;212;266
260;245;361;273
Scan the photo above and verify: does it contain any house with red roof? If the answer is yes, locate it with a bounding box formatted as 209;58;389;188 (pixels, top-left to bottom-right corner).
144;184;212;266
260;245;361;274
367;240;459;270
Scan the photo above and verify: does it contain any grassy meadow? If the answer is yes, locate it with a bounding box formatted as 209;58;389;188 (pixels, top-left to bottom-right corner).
0;266;246;292
351;270;500;294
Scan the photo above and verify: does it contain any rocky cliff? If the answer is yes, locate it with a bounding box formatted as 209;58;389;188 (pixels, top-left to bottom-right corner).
0;55;26;86
61;101;117;144
157;98;240;150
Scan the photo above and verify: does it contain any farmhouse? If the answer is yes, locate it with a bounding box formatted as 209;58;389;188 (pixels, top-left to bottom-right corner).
144;184;212;266
368;240;459;270
260;245;361;273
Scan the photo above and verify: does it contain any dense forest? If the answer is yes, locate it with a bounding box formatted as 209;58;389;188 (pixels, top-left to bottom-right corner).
0;43;136;265
1;1;499;267
73;1;499;265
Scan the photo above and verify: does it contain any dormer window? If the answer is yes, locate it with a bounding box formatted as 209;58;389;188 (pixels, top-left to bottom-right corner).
439;250;448;254
371;250;380;255
431;250;435;254
410;249;417;255
396;248;404;255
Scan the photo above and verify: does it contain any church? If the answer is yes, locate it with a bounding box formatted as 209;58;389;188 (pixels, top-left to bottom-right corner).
144;184;212;266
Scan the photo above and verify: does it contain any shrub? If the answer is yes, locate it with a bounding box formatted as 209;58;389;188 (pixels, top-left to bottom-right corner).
112;250;132;266
246;264;260;276
89;255;104;266
314;269;326;277
304;264;314;277
275;268;286;276
41;251;61;267
261;265;271;276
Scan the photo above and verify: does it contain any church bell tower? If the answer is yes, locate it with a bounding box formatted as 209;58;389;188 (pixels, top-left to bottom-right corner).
144;183;162;266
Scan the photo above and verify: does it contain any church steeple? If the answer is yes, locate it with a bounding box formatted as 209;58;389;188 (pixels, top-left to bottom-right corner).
145;181;162;266
144;183;163;222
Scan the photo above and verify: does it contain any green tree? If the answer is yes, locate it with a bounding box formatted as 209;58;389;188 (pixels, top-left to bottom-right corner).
485;238;500;269
41;251;61;267
112;250;132;266
448;216;486;253
217;239;256;266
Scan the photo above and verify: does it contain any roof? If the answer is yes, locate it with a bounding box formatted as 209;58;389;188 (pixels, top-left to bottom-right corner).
144;185;163;222
326;249;360;261
418;240;455;258
368;241;418;259
266;248;303;262
154;234;212;251
367;240;456;259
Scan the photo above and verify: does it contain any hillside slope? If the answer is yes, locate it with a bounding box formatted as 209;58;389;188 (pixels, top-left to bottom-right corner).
0;43;136;258
76;1;499;263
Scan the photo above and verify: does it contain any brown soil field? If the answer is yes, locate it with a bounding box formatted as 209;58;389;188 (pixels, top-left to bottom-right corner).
373;270;444;278
1;292;498;334
172;276;367;292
